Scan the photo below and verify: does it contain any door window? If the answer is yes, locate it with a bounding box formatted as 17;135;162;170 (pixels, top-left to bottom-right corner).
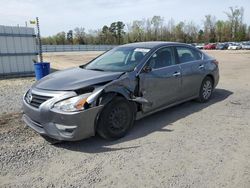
148;47;175;69
176;47;202;63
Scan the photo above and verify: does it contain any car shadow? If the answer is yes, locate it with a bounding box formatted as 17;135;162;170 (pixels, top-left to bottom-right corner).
55;88;233;153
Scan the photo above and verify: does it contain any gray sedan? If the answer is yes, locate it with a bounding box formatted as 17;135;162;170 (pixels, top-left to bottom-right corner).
22;42;219;141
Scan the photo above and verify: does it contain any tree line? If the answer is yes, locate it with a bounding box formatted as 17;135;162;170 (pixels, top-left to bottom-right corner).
41;7;250;45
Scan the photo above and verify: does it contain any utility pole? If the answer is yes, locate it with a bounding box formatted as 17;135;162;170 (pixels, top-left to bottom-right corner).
36;17;43;62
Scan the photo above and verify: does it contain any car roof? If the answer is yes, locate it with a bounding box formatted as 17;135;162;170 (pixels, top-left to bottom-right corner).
120;41;186;49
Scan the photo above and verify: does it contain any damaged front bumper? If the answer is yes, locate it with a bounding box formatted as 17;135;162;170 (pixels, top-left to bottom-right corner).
22;88;103;141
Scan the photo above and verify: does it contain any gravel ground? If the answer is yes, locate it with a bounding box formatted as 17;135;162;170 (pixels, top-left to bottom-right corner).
0;50;250;188
0;78;35;114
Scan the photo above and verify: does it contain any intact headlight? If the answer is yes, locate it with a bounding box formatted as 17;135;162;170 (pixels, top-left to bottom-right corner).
53;93;91;112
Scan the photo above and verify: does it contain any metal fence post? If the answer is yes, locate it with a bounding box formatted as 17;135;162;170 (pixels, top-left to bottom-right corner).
36;17;43;62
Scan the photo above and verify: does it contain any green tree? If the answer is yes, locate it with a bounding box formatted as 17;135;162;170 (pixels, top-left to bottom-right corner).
197;29;204;43
185;22;198;43
67;30;73;44
237;24;247;41
101;25;110;44
203;15;216;42
151;16;164;40
54;32;66;44
108;21;125;44
215;20;224;42
174;22;185;42
41;36;56;45
225;7;245;41
74;27;86;44
145;18;152;41
40;9;249;45
109;22;117;43
116;21;125;44
130;20;144;42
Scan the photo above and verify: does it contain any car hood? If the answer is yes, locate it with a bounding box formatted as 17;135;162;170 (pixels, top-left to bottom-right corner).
33;67;124;91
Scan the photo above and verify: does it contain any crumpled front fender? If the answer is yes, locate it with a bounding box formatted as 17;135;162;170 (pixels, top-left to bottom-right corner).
85;72;150;108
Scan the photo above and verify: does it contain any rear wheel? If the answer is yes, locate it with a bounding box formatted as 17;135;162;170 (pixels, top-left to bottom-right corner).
97;97;135;140
197;76;213;103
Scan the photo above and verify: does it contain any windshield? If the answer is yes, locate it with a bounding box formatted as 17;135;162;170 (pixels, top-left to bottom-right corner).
83;47;151;72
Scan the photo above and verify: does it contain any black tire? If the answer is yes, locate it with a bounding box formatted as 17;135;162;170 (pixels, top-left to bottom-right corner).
97;97;135;140
197;76;213;103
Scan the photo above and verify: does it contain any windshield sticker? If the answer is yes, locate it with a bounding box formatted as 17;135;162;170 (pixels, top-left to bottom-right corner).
134;48;150;53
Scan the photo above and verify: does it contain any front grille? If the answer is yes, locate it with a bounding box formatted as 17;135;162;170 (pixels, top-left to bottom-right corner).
25;92;52;108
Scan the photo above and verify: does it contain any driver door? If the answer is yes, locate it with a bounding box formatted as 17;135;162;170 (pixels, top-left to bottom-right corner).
139;47;181;113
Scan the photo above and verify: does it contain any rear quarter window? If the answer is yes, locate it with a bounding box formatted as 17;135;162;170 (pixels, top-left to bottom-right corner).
176;46;202;63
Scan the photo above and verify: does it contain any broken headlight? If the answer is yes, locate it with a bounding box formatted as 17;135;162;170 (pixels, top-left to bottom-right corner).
53;93;91;112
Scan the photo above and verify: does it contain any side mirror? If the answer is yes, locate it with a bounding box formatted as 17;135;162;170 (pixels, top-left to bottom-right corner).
143;66;152;73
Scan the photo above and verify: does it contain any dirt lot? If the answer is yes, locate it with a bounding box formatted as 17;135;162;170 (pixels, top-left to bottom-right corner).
0;50;250;188
43;51;104;70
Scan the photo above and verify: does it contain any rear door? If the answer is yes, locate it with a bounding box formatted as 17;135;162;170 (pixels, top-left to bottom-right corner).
139;46;181;113
175;46;205;100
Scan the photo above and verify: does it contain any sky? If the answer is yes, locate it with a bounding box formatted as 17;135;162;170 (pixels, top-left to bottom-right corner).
0;0;250;36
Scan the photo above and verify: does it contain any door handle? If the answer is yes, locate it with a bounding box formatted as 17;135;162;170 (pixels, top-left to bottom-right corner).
199;64;205;69
173;72;181;77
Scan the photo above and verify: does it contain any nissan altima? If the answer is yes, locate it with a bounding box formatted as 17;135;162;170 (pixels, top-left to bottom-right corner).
22;42;219;141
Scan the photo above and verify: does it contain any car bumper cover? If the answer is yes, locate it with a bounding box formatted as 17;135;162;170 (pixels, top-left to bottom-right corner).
22;99;103;141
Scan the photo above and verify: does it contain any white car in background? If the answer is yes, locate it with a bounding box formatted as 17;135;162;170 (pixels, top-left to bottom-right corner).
228;43;242;50
241;42;250;50
195;43;205;49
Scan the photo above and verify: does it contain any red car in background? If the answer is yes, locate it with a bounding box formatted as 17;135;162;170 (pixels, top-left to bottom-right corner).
204;43;216;50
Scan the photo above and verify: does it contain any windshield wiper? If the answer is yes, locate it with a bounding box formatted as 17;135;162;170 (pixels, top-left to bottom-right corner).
88;68;105;71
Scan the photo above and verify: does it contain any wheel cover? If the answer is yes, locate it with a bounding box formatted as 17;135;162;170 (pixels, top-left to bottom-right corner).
202;80;212;100
108;105;129;133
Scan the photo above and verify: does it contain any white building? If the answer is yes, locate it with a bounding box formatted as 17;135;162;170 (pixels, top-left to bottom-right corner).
0;25;37;77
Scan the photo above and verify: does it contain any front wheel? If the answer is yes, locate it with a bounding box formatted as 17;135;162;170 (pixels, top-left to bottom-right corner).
197;77;213;103
97;97;135;140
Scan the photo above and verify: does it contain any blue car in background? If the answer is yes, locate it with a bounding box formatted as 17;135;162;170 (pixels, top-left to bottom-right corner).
216;43;229;50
